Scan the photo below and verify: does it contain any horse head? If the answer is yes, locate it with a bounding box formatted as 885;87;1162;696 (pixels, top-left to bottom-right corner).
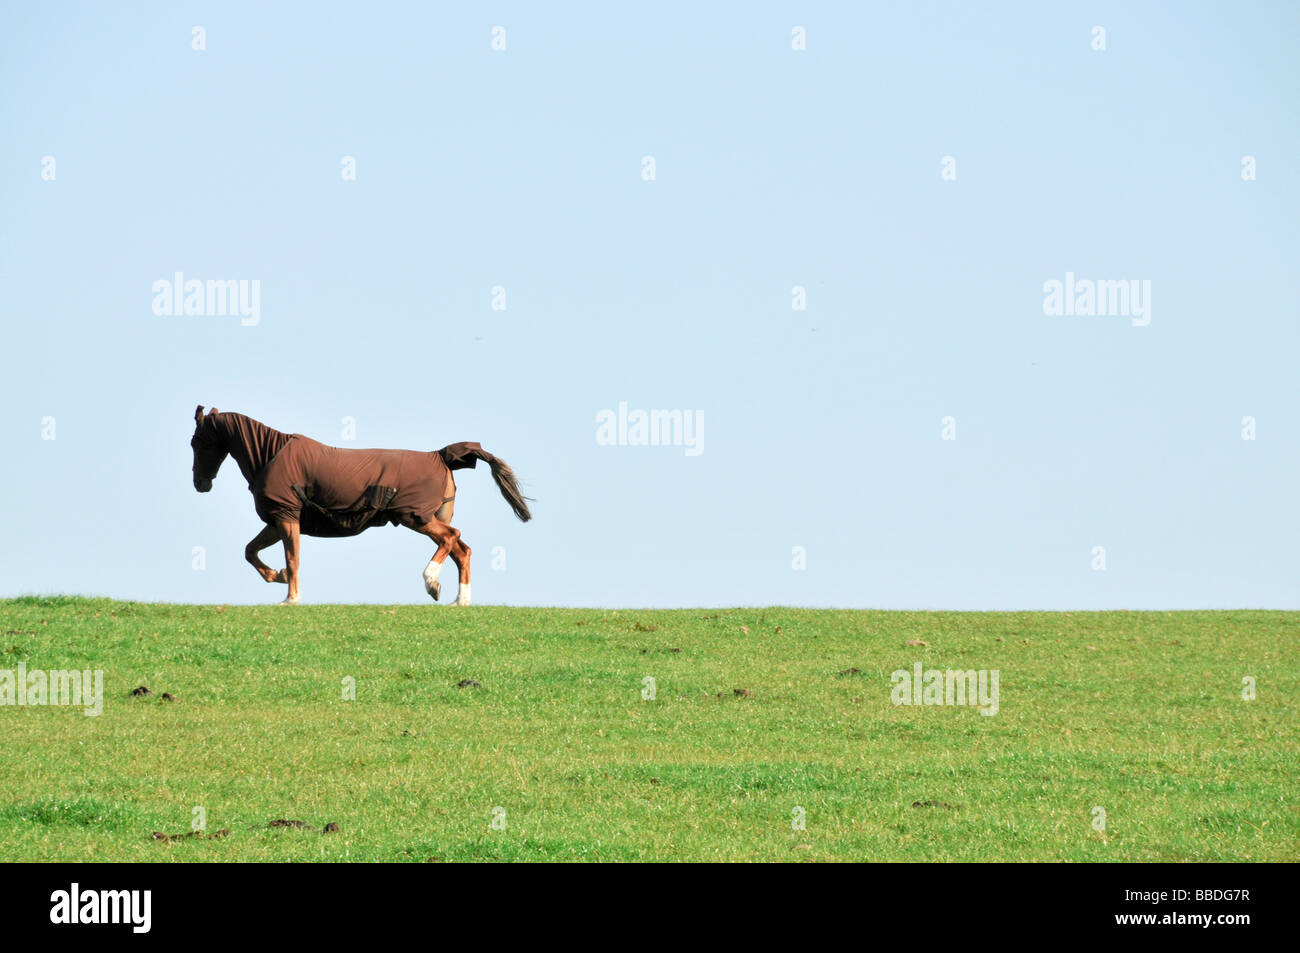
191;405;227;492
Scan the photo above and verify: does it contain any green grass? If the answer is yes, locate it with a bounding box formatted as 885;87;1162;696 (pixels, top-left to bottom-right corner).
0;596;1296;861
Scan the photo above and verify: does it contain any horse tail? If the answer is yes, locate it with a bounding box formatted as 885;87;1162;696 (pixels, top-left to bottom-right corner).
484;452;533;522
440;443;533;522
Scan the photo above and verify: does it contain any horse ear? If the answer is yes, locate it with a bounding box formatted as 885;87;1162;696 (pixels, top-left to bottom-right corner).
207;407;218;417
195;405;204;425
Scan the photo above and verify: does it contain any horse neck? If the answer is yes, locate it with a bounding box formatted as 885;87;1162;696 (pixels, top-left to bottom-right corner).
215;413;291;485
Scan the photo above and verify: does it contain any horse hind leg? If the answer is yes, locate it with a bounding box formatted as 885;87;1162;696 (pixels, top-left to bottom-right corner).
413;519;452;601
412;517;471;605
420;474;458;600
440;495;472;606
422;546;446;602
451;533;471;606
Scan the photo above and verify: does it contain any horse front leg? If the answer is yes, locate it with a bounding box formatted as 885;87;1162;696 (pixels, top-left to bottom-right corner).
275;520;302;604
245;524;286;584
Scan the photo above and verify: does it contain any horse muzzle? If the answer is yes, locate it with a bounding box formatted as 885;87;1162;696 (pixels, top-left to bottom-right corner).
195;477;213;493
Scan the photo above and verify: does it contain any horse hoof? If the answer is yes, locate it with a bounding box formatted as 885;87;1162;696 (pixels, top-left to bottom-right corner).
427;580;441;601
279;596;300;606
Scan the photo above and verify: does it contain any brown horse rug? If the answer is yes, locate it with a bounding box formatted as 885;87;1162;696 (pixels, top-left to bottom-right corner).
192;407;531;605
206;412;494;538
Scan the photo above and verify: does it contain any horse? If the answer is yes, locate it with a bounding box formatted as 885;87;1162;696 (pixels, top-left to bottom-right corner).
190;406;531;605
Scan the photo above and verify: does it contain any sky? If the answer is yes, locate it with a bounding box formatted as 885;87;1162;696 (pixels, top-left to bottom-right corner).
0;2;1296;609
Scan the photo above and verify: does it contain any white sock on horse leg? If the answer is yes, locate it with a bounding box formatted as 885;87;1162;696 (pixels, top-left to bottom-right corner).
454;583;471;606
423;558;442;592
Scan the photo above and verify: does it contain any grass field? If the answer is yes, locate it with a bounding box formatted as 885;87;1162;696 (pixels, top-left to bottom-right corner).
0;596;1295;862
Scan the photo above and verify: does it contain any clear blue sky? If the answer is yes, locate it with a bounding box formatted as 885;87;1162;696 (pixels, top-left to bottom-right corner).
1;2;1296;609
